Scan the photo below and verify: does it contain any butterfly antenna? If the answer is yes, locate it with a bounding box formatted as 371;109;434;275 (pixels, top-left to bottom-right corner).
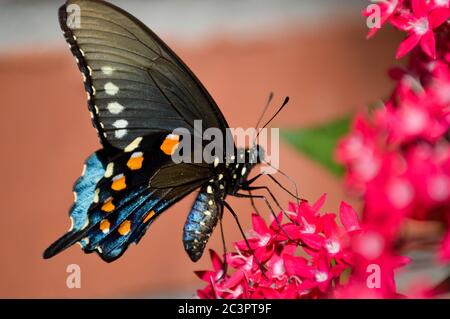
256;96;290;140
252;92;274;146
255;92;274;129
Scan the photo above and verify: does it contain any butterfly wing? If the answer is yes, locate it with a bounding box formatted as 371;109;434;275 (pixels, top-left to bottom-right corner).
44;133;215;261
44;0;234;262
59;0;231;150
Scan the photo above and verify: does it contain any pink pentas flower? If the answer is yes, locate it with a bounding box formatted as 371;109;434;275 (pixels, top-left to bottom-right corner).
390;0;450;59
336;115;383;193
363;0;403;38
195;197;409;299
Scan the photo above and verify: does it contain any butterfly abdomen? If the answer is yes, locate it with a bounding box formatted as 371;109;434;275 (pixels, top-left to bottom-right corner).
183;189;221;262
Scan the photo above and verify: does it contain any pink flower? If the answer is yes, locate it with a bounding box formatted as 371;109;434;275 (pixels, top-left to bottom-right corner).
392;0;450;59
363;0;402;38
195;197;408;299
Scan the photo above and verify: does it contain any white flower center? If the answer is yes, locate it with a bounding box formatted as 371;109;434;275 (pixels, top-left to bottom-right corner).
300;216;316;234
325;239;341;254
273;259;285;277
315;271;328;283
403;107;427;134
258;234;271;246
412;17;429;35
435;0;449;7
387;179;414;209
427;175;450;201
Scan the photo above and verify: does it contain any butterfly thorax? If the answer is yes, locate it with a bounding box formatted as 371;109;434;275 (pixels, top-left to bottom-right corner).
226;145;264;195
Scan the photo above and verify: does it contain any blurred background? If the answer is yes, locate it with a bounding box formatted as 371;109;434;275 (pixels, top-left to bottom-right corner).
0;0;406;298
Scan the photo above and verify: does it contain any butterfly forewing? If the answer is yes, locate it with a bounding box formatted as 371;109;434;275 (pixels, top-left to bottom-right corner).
59;0;230;150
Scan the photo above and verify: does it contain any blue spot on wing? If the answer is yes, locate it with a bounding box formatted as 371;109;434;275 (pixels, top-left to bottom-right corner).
43;150;108;259
71;151;107;231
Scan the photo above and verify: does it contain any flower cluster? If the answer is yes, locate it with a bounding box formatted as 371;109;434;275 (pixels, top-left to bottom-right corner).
196;195;409;299
364;0;450;59
337;0;450;263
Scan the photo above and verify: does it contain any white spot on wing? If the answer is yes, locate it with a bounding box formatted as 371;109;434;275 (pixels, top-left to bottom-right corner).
115;129;127;139
113;119;128;129
131;151;143;158
68;216;74;232
81;164;87;176
124;137;143;152
101;66;114;75
104;82;119;95
104;163;114;178
93;188;100;203
107;102;124;114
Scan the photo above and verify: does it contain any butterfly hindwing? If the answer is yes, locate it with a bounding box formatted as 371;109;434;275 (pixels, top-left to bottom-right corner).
79;163;212;262
59;0;231;150
44;132;215;261
43;150;109;258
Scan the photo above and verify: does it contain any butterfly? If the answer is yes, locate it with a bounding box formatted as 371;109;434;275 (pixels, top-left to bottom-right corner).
43;0;289;263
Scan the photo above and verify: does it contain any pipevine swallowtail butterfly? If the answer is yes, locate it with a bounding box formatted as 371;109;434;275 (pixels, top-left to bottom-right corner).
43;0;288;263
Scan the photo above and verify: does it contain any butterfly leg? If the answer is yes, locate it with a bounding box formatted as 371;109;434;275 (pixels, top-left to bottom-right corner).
218;210;228;281
248;189;261;215
222;200;267;277
243;185;295;224
246;172;301;202
261;162;302;207
234;192;293;241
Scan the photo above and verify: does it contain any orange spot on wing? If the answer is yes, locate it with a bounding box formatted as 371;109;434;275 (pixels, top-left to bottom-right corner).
118;220;131;236
127;153;144;170
100;219;110;233
101;198;115;212
143;210;156;223
111;174;126;191
160;134;180;155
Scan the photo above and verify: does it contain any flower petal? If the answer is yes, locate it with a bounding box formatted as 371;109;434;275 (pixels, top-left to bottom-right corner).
429;8;450;29
283;254;313;278
312;193;327;213
412;0;430;17
194;270;214;282
396;33;421;59
209;249;223;272
252;213;270;236
339;201;361;232
420;30;436;59
301;233;325;250
439;230;450;262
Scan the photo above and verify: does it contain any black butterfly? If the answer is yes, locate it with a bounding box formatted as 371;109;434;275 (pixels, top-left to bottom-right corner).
44;0;290;263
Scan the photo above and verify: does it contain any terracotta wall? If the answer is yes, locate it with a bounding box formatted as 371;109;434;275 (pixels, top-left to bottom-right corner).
0;19;402;297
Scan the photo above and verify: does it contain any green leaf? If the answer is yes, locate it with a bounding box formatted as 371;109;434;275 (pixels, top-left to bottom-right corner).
281;115;352;176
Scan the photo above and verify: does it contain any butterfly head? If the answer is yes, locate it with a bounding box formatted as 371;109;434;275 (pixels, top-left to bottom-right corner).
247;144;265;164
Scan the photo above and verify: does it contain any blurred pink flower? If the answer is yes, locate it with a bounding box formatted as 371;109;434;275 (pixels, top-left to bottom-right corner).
391;0;450;59
364;0;402;38
337;2;450;296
